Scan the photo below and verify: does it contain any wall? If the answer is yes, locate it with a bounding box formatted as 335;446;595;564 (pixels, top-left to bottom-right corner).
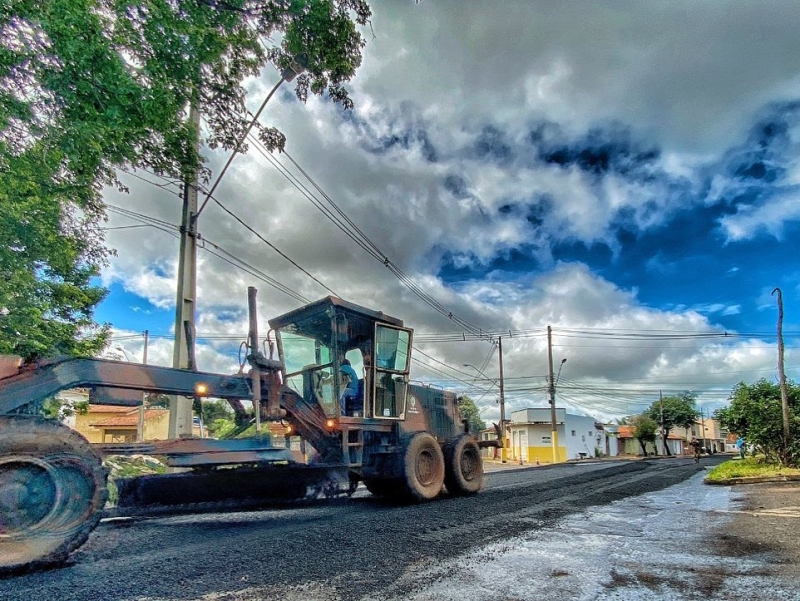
513;423;567;464
509;411;606;463
563;414;603;460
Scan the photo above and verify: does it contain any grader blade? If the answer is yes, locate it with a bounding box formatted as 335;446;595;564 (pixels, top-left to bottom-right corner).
114;464;351;512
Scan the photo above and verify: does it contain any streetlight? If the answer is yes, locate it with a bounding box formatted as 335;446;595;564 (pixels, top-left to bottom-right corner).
555;358;567;386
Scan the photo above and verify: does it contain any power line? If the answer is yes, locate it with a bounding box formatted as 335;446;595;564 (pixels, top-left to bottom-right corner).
237;123;495;340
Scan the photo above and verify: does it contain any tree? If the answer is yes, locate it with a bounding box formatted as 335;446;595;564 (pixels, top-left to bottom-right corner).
457;395;486;434
1;0;371;360
200;399;236;437
646;392;699;456
715;379;800;466
630;414;657;456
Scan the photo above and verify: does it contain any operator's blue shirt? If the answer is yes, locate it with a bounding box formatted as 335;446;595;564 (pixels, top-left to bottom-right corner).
340;363;359;395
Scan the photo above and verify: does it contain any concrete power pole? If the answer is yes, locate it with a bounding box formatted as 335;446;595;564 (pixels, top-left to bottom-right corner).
136;330;149;442
660;390;666;456
498;337;506;463
169;98;200;439
547;325;559;464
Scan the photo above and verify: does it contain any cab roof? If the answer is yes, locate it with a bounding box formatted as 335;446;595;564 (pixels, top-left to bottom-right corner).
268;296;404;330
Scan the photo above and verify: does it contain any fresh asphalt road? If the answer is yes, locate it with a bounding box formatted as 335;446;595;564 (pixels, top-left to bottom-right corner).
0;457;722;601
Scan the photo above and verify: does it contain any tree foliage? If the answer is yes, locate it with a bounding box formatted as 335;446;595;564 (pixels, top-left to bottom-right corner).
630;414;657;456
1;0;371;360
646;392;699;455
458;395;486;434
715;379;800;466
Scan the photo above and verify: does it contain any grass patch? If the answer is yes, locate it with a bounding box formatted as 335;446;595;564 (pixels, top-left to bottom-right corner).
706;457;800;482
104;454;167;506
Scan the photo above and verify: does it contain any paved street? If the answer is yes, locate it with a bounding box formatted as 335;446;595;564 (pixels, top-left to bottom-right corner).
0;457;736;601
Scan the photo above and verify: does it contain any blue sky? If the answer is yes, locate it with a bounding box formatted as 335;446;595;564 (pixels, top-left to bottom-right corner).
97;2;800;422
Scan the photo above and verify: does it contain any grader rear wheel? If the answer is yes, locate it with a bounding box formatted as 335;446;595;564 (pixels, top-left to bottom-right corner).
401;432;445;501
444;434;484;495
0;416;107;574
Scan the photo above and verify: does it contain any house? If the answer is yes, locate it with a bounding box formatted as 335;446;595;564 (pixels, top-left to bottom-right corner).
616;425;684;456
668;418;726;453
59;389;206;443
74;404;171;443
508;408;606;463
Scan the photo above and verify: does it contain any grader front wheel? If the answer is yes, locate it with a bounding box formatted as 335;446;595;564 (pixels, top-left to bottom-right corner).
0;416;108;574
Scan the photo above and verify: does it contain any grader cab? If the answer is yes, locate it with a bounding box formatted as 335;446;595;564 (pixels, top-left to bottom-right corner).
0;292;490;574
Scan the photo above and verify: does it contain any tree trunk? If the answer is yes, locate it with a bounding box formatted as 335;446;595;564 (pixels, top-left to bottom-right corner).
637;439;648;456
663;429;672;456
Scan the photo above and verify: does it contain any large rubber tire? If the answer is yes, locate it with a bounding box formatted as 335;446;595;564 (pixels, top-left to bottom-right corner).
0;416;108;574
444;434;485;495
401;432;445;501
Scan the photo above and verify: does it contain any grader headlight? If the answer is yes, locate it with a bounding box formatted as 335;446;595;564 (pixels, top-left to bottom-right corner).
194;382;209;396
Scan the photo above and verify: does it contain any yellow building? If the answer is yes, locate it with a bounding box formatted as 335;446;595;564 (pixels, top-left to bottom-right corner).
74;404;170;443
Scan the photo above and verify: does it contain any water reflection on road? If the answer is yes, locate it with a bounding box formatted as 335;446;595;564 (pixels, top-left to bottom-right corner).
390;471;798;600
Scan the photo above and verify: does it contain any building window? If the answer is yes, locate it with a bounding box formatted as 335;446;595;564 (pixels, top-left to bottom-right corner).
571;430;576;436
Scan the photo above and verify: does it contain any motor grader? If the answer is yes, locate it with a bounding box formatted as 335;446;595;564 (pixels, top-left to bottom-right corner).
0;290;494;573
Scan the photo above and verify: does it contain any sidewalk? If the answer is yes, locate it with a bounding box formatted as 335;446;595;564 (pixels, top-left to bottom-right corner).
483;451;733;473
482;458;558;473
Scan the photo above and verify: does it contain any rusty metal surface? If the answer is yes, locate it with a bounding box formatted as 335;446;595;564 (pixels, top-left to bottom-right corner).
0;358;253;414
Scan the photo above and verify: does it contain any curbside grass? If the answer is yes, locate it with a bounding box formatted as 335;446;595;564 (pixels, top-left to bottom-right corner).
705;456;800;485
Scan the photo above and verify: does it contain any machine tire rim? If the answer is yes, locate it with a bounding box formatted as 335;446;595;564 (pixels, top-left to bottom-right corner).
0;455;64;539
459;445;480;482
415;447;439;486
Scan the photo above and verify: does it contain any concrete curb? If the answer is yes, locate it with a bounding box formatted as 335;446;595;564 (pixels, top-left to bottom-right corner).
705;474;800;486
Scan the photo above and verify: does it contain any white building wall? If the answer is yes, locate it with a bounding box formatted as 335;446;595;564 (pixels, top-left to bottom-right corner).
564;414;603;459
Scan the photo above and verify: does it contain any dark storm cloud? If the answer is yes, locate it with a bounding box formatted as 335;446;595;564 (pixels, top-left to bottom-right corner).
531;121;661;177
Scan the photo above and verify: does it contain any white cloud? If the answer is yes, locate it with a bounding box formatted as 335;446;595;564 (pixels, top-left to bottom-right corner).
720;189;800;242
96;2;800;424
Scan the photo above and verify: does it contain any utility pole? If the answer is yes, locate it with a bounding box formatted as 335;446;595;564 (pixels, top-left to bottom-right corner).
659;390;666;456
169;97;200;440
772;287;791;446
700;407;706;452
547;325;559;464
137;330;149;442
498;337;506;463
167;60;305;439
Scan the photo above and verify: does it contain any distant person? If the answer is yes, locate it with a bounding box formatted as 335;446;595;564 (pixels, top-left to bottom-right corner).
689;438;702;463
736;436;745;459
339;358;359;415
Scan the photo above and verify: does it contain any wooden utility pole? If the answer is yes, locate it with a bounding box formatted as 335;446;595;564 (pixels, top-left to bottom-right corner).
772;287;790;444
